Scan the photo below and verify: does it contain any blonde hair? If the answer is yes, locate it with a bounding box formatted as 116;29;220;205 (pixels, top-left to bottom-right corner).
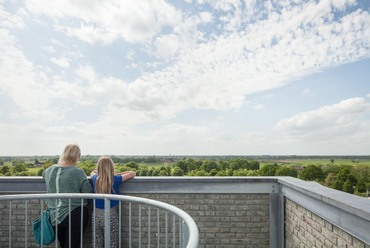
95;156;115;194
58;144;81;165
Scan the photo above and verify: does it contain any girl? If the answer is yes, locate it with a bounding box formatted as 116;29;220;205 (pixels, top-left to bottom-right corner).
90;156;136;248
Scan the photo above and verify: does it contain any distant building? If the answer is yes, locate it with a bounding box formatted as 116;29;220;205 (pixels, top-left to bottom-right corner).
34;159;43;167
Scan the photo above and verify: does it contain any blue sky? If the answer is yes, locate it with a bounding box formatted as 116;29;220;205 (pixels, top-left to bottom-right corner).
0;0;369;156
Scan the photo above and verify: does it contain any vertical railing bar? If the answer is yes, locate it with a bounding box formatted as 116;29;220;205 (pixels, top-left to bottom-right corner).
173;215;175;248
41;200;44;248
68;199;71;248
119;201;122;248
157;208;160;248
9;201;12;248
139;204;141;248
148;206;151;248
165;211;168;248
80;198;84;248
93;197;96;248
129;202;132;248
55;199;58;248
104;198;111;248
24;200;28;248
179;218;182;248
184;220;189;248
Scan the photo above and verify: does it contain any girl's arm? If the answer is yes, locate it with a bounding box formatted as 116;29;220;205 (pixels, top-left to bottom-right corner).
90;169;97;177
119;171;136;182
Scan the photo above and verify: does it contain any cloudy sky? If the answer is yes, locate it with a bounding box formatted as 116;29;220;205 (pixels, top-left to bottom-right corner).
0;0;370;156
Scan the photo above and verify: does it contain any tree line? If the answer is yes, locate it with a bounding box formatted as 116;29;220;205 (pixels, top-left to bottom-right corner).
0;157;369;197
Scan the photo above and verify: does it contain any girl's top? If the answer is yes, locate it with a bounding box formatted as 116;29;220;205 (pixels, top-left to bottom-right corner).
91;174;122;209
42;164;93;226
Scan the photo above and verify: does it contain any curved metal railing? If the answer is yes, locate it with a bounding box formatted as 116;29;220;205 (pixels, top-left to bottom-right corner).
0;193;199;248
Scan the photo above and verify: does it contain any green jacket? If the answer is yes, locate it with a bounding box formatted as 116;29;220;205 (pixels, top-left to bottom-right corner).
42;164;92;226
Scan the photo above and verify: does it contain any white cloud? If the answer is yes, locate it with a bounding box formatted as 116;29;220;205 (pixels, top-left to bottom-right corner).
254;104;265;110
276;97;370;137
25;0;182;44
0;29;59;121
0;3;24;29
199;11;213;23
154;34;180;58
50;56;70;68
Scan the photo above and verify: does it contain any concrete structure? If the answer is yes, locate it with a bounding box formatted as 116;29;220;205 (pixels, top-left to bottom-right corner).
0;176;369;248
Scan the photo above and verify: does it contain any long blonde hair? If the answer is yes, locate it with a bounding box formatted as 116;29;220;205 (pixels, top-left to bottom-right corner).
95;156;115;194
58;144;81;165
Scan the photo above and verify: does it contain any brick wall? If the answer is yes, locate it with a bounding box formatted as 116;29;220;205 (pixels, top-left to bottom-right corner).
127;193;270;248
285;198;368;248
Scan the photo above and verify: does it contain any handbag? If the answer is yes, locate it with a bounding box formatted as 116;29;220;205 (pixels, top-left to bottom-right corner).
33;209;55;245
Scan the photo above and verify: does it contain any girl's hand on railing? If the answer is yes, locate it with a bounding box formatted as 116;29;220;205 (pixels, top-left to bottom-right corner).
119;171;136;182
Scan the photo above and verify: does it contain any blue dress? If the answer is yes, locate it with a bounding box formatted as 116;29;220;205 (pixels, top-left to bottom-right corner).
91;174;122;209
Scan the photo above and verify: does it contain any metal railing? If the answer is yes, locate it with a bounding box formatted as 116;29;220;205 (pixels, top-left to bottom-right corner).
0;193;199;248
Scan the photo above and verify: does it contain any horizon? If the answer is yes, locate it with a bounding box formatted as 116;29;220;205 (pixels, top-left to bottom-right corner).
1;154;370;159
1;0;370;156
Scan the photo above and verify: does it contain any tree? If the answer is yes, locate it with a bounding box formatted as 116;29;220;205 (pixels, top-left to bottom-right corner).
233;169;250;176
159;170;169;176
258;163;278;176
119;166;135;172
13;163;27;174
342;179;355;194
150;168;159;176
146;168;154;176
209;169;218;176
299;165;325;182
275;166;298;177
324;173;337;188
215;171;227;176
356;177;367;193
187;158;201;172
0;164;10;174
138;167;149;176
171;166;184;176
249;161;260;170
200;160;218;173
194;170;208;176
229;159;250;170
218;160;229;171
174;160;188;174
331;168;359;193
125;161;139;170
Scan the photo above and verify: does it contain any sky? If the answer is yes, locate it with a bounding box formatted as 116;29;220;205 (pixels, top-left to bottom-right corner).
0;0;370;156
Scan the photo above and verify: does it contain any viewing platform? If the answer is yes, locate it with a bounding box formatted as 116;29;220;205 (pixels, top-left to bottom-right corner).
0;176;369;247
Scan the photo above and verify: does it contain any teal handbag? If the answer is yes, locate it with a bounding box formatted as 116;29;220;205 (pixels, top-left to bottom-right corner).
33;209;55;245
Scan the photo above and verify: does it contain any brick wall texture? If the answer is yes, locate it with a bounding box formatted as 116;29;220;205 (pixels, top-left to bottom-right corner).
285;198;369;248
128;193;270;248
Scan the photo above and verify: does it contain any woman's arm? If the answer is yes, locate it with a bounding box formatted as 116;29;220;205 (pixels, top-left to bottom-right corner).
119;171;136;182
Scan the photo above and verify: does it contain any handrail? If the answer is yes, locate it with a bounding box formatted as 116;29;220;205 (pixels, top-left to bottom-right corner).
0;193;199;248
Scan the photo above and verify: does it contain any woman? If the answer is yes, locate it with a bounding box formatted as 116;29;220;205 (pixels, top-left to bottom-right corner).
90;156;136;248
42;144;92;248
